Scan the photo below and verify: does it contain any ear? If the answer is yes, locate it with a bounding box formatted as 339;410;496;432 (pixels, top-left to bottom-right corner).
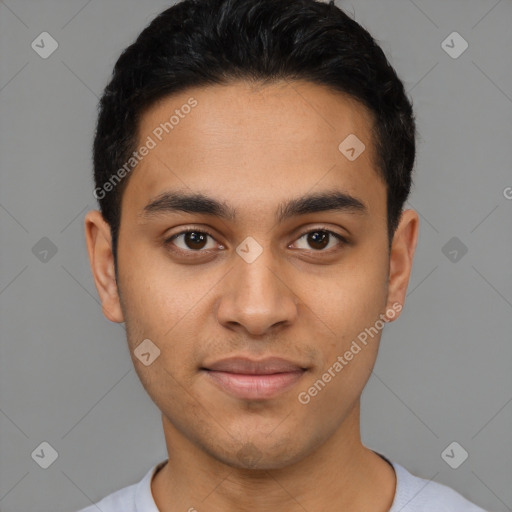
84;210;124;323
384;209;419;322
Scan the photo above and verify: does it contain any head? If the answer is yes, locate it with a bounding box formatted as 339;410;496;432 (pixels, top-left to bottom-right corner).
86;0;419;470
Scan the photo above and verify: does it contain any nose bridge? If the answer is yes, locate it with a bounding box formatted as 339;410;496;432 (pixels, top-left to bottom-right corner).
217;236;298;334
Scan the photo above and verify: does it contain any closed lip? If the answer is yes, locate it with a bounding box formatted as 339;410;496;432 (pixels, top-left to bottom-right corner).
201;356;307;375
202;356;308;400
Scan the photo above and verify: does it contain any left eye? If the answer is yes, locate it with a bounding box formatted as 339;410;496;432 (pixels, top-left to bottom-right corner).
292;229;346;251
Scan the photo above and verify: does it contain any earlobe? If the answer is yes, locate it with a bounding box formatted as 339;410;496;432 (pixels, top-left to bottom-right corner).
384;209;419;322
84;210;124;323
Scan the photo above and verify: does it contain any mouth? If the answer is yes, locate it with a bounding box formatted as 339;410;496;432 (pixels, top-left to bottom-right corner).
201;356;308;400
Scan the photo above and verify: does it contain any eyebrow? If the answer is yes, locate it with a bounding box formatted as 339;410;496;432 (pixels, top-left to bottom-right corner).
140;189;368;223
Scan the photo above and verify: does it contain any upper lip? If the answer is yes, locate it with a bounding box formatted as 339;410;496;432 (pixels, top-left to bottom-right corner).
202;356;307;375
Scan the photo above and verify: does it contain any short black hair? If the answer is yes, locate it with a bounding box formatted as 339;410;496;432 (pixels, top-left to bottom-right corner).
93;0;416;271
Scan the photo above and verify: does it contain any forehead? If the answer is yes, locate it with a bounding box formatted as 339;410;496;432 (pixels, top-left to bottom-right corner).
123;80;386;223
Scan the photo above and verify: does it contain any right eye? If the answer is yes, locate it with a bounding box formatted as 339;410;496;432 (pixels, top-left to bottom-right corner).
164;228;223;254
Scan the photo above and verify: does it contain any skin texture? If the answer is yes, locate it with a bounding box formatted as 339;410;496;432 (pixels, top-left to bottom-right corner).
85;80;419;512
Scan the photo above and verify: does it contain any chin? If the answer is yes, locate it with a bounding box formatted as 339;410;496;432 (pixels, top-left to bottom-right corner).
209;437;308;471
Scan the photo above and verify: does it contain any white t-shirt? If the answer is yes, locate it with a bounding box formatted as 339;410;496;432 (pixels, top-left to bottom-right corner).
76;453;489;512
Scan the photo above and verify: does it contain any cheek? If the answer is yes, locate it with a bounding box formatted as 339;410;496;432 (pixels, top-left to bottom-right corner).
294;247;388;398
117;244;219;373
306;250;388;339
118;241;192;329
295;267;388;423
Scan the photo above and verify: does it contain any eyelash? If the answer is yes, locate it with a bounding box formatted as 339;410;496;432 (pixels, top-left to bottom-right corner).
164;226;348;256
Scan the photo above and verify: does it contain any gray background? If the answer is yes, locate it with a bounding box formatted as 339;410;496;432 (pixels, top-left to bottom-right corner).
0;0;511;511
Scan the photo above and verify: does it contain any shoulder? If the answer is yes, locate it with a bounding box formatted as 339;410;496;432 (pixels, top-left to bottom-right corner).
75;483;137;511
74;460;166;512
390;461;489;512
75;482;138;512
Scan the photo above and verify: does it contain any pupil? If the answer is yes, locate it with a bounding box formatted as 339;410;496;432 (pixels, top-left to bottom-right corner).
309;231;328;250
186;232;207;249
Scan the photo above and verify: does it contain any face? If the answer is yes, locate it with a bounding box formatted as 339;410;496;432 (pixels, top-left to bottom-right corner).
85;80;418;470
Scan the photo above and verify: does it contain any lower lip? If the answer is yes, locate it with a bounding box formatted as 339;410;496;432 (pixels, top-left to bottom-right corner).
204;370;306;400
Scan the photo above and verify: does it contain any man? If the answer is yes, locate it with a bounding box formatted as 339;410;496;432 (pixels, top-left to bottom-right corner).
80;0;488;510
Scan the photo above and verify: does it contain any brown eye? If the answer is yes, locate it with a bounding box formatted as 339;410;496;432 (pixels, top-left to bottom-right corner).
165;229;219;253
182;231;208;250
307;231;329;250
292;229;346;252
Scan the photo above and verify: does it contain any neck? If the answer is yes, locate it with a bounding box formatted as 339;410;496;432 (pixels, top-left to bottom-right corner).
151;400;396;512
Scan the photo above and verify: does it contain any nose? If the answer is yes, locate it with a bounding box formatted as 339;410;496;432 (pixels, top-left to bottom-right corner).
215;244;299;337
